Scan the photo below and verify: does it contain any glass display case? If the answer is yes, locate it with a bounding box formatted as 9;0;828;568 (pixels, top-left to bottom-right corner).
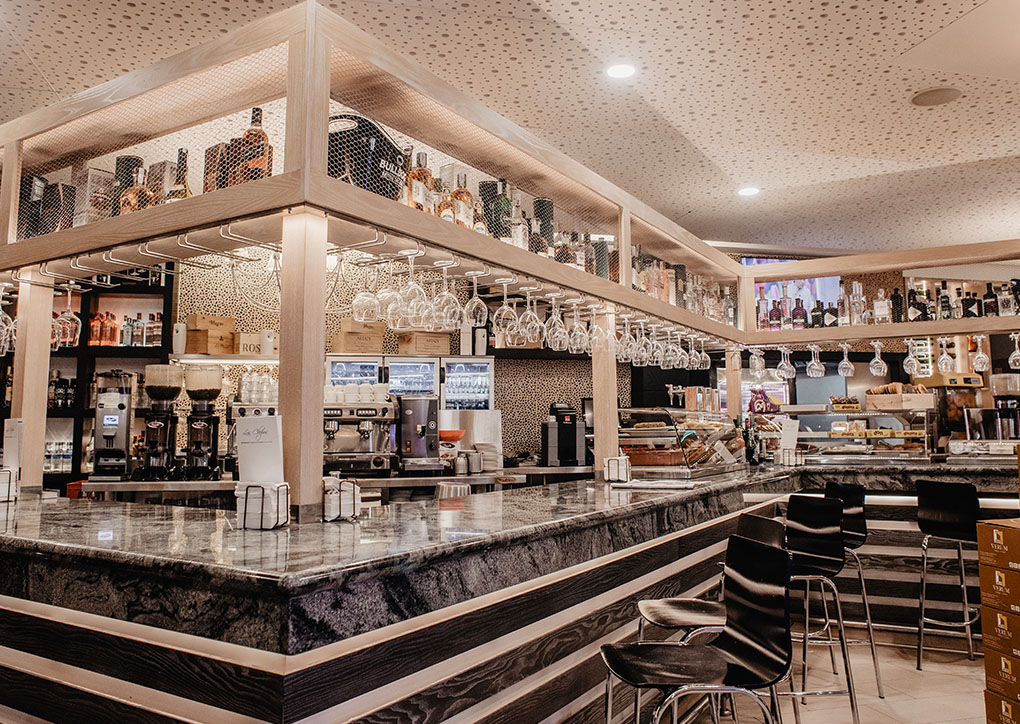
385;357;439;397
326;355;382;386
617;408;746;479
441;356;494;410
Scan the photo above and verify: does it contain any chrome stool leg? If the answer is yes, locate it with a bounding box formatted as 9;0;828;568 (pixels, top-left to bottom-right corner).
821;576;861;724
605;672;614;724
819;579;839;675
848;548;884;697
917;534;930;671
958;541;976;661
801;580;810;698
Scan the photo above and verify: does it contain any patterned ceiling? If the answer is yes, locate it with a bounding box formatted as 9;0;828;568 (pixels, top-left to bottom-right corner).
1;0;1018;252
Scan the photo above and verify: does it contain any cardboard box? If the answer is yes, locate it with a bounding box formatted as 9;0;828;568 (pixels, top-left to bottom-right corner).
988;688;1020;724
985;606;1020;658
987;649;1020;702
980;520;1020;571
185;329;235;355
186;313;236;332
865;393;936;411
397;332;450;355
981;564;1020;613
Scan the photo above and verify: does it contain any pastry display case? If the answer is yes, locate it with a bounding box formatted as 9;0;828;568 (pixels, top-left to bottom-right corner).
618;407;746;479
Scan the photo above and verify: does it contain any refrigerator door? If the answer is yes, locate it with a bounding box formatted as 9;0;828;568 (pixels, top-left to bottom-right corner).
441;356;494;410
385;357;439;396
325;355;382;386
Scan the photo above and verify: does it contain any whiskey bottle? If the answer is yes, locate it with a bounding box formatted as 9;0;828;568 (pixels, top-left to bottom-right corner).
163;148;193;202
984;282;1000;317
768;300;782;331
890;288;904;323
119;167;158;214
436;183;456;224
406;152;434;213
238;107;272;183
791;298;808;330
998;284;1016;316
873;288;891;324
810;300;824;328
450;173;473;228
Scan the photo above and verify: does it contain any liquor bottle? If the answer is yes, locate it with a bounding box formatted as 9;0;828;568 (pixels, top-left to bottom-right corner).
938;281;952;320
906;289;921;322
130;312;143;345
146;314;161;346
873;288;891;324
837;284;850;326
998;284;1016;316
791;298;807;330
757;298;769;330
119;315;134;346
119;167;158;214
436;183;456;224
111;155;143;216
583;234;597;276
1012;279;1020;310
810;300;824;328
89;313;103;345
824;299;838;327
849;281;865;325
471;199;488;235
510;194;527;249
406;152;434;213
890;288;904;323
163;148;193;202
722;288;736;327
780;283;793;330
974;292;984;317
4;372;12;407
238;107;272;183
768;300;782;331
47;370;58;409
492;179;513;241
450;173;473;228
528;215;547;255
984;282;1000;317
952;288;964;319
962;292;979;318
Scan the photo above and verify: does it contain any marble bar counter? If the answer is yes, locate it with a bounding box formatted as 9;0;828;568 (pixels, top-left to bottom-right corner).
0;462;1014;724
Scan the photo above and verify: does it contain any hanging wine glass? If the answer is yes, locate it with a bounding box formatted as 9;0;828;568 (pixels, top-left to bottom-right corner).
567;308;588;355
749;348;766;381
399;253;428;323
674;331;690;369
0;284;15;356
698;340;711;370
1010;333;1020;371
633;321;651;366
377;259;402;324
491;278;518;336
688;335;699;371
463;271;488;328
418;283;440;332
518;288;544;344
869;340;888;377
57;284;81;347
777;347;796;380
806;344;825;378
351;262;381;323
936;336;954;374
837;343;855;377
617;314;635;363
903;338;920;376
648;323;665;367
972;335;991;373
431;263;462;331
505;303;527;347
586;304;608;352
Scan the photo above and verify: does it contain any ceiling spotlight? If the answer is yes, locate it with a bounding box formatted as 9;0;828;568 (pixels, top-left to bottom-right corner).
606;63;636;79
737;186;760;196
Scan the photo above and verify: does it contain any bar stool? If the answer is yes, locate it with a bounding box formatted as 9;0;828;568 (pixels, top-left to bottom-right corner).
916;479;981;670
637;512;786;638
784;494;859;724
824;481;884;698
600;535;793;724
435;482;471;499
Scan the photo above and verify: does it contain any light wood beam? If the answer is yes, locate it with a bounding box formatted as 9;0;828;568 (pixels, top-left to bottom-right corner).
591;311;619;475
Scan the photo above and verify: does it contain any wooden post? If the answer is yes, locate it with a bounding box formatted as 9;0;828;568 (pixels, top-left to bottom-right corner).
284;0;330;182
724;346;743;421
0;142;22;244
591;311;619;476
738;271;756;332
10;269;52;489
617;208;632;289
279;210;327;522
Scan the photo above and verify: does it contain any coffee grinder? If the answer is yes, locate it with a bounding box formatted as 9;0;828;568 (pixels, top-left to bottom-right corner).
397;395;443;473
184;364;222;480
89;370;134;480
133;364;183;480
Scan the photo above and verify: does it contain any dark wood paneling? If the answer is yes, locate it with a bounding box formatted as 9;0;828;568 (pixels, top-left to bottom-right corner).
282;516;739;719
0;607;282;722
0;664;187;724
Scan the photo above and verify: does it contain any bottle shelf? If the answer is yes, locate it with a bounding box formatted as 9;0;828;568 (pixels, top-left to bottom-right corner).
744;313;1020;345
86;345;166;358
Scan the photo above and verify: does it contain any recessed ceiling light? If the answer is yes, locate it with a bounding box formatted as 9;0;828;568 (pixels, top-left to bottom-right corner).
910;87;962;107
737;186;760;196
606;63;636;79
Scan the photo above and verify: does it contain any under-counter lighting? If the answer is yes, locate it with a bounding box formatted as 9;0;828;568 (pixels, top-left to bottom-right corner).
606;63;636;79
737;186;760;197
170;353;279;365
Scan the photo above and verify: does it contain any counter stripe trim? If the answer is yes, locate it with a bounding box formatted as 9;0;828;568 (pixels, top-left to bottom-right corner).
0;644;270;724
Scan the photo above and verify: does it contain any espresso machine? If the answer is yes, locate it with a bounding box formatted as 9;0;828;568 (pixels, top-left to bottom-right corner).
991;374;1020;441
322;401;397;476
397;395;443;473
541;402;586;467
132;364;183;480
89;370;134;480
184;364;222;480
224;402;278;476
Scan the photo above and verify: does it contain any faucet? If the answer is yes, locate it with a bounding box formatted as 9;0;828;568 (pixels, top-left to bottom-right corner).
666;384;684;407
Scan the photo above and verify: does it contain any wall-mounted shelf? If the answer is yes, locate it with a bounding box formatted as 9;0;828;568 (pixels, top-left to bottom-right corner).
744;313;1020;345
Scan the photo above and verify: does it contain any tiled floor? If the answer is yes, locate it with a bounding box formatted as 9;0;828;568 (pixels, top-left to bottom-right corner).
694;643;985;724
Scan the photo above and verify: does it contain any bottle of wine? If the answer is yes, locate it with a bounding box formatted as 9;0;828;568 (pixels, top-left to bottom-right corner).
890;287;904;323
238;107;272;183
405;152;434;213
450;173;473;228
436;182;456;224
163;148;193;202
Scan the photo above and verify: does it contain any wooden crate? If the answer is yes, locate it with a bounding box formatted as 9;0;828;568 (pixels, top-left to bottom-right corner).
185;329;235;355
397;332;450;355
865;393;935;411
185;313;236;332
